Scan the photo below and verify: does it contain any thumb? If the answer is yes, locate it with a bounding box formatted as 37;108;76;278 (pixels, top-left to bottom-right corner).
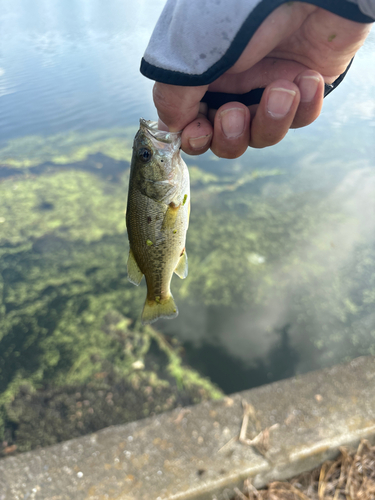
153;82;208;132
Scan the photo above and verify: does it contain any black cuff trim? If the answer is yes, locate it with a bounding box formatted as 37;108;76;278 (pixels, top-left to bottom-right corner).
140;0;373;87
323;56;354;97
201;89;265;109
200;57;354;109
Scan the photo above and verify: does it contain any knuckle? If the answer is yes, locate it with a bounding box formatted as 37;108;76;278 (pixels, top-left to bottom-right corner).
152;84;179;114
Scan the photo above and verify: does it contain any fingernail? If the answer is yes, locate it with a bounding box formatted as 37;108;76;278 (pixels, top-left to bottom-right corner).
220;108;245;138
299;75;320;103
189;134;211;150
267;88;296;118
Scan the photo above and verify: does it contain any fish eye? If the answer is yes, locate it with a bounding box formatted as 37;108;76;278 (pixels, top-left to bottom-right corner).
138;147;152;163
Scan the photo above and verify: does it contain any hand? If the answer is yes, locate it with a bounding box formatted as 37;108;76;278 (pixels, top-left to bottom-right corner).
152;3;372;158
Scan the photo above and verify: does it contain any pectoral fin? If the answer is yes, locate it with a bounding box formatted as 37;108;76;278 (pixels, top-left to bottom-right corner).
161;204;179;230
127;249;143;285
174;249;188;279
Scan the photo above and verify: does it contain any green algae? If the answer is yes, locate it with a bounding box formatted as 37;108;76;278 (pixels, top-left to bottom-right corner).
0;170;128;245
188;165;219;186
188;164;282;193
0;125;375;452
2;311;221;453
0;160;223;446
0;127;135;168
0;241;222;446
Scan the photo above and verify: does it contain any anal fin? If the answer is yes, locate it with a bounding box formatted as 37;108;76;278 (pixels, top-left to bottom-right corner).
127;248;143;285
174;249;188;279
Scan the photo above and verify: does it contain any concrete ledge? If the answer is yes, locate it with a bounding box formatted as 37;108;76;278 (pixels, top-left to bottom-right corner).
1;356;375;500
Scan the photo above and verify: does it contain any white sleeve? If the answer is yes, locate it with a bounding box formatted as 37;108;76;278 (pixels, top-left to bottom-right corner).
141;0;375;86
348;0;375;18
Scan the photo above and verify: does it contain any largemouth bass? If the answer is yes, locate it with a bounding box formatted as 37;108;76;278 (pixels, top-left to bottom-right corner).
126;119;190;324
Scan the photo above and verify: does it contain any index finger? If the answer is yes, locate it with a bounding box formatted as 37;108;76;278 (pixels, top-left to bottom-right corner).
153;82;208;132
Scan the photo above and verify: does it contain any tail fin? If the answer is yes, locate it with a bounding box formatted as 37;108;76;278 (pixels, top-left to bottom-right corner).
141;294;178;325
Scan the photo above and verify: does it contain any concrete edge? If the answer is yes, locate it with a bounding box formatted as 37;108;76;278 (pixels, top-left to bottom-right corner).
0;356;375;500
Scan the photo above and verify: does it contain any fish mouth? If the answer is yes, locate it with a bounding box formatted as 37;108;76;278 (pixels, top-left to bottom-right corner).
140;118;182;146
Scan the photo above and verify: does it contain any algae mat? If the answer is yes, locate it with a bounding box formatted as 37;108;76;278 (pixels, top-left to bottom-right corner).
1;128;375;454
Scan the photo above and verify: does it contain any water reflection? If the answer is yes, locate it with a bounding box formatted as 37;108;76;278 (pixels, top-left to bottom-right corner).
160;150;375;392
0;0;164;144
0;0;374;452
184;321;300;393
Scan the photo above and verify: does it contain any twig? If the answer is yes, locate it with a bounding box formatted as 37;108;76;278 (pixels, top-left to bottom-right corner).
233;486;248;500
218;435;238;454
244;479;261;499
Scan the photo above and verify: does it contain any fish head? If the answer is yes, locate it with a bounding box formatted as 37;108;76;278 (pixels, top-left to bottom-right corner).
133;118;182;189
